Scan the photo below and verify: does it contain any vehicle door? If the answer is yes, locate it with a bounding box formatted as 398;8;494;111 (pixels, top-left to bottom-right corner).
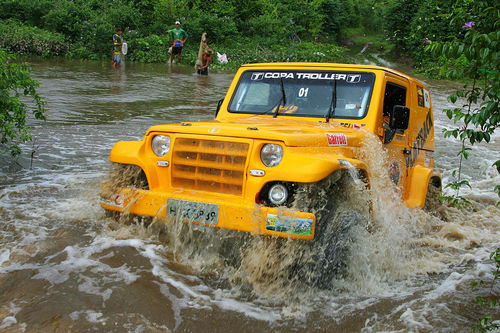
380;75;411;198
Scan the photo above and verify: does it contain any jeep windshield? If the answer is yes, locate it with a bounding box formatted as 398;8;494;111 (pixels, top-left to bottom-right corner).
228;70;375;119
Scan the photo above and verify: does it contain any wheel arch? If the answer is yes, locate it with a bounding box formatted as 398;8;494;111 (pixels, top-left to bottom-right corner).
406;165;441;208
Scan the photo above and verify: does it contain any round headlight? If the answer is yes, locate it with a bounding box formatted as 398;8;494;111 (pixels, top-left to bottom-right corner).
268;184;288;206
152;135;171;157
260;144;283;167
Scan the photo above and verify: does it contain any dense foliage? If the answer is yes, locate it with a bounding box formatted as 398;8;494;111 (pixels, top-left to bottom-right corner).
427;0;499;203
426;1;499;330
0;0;382;64
0;49;46;156
0;19;68;57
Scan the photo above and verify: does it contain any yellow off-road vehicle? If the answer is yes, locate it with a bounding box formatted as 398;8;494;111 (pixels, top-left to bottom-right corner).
101;63;441;243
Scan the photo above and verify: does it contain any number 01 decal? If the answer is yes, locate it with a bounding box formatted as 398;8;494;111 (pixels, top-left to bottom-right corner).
298;87;309;97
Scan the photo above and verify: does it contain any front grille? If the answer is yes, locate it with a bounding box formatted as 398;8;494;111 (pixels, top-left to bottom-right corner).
171;138;249;195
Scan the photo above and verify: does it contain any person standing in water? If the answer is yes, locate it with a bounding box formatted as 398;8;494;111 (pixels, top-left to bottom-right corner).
197;41;213;75
112;28;123;69
169;21;188;64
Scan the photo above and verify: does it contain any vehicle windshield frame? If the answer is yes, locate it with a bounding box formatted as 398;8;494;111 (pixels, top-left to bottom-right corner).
227;69;376;120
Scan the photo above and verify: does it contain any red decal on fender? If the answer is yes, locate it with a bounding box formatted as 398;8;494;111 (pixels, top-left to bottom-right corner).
326;133;347;146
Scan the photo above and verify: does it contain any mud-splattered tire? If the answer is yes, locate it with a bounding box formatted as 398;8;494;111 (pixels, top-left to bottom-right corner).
308;208;362;288
424;180;442;212
287;170;368;288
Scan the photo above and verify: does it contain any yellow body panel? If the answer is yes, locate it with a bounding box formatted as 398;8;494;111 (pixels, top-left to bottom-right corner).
101;63;440;240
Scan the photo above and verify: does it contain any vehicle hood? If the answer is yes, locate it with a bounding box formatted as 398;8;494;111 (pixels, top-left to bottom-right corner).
146;117;366;147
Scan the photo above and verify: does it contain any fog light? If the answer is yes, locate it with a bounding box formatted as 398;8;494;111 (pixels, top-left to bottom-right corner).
268;184;288;206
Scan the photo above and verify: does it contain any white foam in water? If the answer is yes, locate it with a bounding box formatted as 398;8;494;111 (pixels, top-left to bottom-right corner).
399;307;432;330
78;275;113;302
69;310;106;323
0;249;10;266
0;303;23;330
29;237;148;295
211;289;282;322
426;272;465;300
0;316;17;329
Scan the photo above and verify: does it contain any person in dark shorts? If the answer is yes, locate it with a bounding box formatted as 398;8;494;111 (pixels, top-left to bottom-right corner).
112;28;123;69
197;41;213;75
169;21;188;64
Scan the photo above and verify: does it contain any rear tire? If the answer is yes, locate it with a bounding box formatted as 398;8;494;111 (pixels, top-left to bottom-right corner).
424;179;442;212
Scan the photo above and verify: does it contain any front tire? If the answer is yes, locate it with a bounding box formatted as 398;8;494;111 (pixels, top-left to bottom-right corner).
309;208;363;288
290;170;368;288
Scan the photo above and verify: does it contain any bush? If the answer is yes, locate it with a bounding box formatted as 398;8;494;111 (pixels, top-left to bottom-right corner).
209;40;348;71
0;19;69;56
0;49;46;157
127;34;172;63
384;0;463;66
0;0;52;26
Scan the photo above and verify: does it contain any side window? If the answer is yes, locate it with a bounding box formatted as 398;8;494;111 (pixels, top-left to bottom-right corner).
383;82;406;116
383;82;407;144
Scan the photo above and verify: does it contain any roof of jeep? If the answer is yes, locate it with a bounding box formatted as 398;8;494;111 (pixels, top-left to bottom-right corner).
241;62;414;82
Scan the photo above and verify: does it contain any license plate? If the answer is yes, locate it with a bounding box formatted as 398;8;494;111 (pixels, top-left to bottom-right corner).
166;199;219;225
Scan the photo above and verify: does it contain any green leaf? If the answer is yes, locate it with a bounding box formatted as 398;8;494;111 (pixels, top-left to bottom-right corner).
479;48;490;60
494;160;500;173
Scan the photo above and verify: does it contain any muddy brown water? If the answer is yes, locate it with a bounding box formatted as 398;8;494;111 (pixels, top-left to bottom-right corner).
0;59;499;332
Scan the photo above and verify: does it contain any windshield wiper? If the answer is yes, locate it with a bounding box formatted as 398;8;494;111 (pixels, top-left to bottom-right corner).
273;77;287;118
325;80;337;122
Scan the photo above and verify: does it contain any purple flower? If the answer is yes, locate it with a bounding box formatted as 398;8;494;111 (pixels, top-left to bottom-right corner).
6;60;9;65
423;38;430;45
462;21;475;29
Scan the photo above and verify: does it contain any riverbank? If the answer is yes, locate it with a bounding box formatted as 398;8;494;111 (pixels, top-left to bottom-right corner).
0;18;444;81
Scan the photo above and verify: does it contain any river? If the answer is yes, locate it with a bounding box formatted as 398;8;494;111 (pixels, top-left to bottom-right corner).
0;59;499;332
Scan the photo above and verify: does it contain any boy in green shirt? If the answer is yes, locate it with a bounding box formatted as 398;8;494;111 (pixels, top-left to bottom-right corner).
169;21;188;64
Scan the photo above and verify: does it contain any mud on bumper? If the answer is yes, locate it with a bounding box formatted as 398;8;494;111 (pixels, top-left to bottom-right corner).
100;188;316;240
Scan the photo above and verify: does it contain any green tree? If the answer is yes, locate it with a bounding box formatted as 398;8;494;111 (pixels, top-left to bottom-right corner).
428;0;499;204
0;49;46;157
320;0;355;41
428;1;499;330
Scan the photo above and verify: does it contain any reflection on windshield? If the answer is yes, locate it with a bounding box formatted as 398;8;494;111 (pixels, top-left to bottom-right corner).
228;71;375;119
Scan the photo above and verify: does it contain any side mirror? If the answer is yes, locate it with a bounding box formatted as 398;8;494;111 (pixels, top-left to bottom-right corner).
215;98;224;118
389;105;410;130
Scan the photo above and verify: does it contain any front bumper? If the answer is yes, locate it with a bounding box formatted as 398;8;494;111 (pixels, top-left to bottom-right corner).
100;188;316;240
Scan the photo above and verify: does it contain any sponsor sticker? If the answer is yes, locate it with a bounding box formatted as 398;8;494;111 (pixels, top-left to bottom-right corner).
326;133;348;146
266;214;313;236
100;194;124;208
424;89;431;108
389;161;401;185
249;72;364;82
346;74;361;83
417;86;425;107
251;72;264;81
